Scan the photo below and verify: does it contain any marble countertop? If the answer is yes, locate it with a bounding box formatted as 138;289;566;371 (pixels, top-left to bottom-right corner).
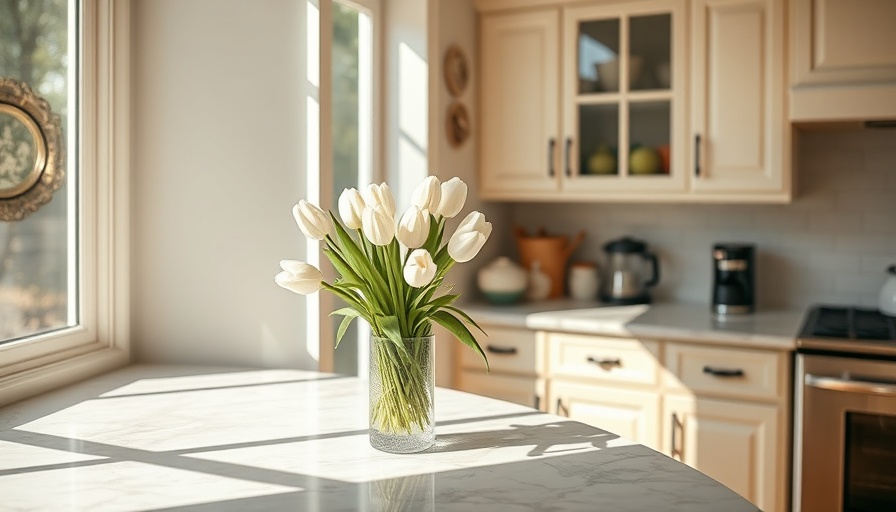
463;300;803;350
0;365;758;511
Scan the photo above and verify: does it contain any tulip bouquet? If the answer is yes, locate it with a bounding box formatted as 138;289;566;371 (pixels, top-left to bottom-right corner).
276;176;491;440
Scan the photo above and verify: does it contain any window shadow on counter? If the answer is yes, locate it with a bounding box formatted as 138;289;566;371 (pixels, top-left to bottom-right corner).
429;420;620;457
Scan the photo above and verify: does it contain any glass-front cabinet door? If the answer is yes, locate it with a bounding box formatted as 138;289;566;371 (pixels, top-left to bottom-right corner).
562;0;686;193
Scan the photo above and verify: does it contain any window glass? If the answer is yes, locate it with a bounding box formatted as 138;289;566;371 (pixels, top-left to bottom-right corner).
331;1;373;376
0;0;76;344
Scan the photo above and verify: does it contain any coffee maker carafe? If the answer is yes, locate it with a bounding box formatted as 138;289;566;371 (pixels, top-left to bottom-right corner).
712;243;755;315
599;237;660;305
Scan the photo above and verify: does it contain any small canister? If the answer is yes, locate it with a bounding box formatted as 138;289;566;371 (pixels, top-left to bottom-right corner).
568;262;599;300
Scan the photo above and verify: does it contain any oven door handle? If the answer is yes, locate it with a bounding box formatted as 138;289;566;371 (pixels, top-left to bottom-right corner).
805;374;896;397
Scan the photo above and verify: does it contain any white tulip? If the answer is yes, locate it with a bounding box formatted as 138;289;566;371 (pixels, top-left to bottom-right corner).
362;182;396;218
448;211;492;262
437;177;468;218
293;200;331;240
275;260;323;295
362;204;395;246
411;175;441;213
403;249;437;288
396;206;431;249
338;188;365;229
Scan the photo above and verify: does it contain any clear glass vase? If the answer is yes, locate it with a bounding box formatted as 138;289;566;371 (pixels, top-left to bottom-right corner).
369;335;434;453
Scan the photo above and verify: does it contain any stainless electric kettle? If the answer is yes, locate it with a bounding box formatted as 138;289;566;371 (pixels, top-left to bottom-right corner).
599;237;659;305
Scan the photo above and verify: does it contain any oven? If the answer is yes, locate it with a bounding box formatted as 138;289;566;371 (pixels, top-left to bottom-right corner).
793;306;896;512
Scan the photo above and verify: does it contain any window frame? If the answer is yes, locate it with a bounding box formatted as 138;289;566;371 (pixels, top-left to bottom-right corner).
0;0;131;406
315;0;383;372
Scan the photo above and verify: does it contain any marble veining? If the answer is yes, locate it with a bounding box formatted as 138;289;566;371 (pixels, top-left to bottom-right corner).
0;365;758;511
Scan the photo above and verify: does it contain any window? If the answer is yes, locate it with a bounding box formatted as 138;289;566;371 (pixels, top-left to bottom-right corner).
330;0;378;377
0;0;130;407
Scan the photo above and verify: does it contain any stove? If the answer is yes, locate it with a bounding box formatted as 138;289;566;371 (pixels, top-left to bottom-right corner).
797;304;896;357
793;305;896;512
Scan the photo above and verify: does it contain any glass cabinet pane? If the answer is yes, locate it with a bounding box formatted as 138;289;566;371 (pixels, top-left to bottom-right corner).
578;19;620;94
629;101;671;176
579;104;619;175
630;14;671;91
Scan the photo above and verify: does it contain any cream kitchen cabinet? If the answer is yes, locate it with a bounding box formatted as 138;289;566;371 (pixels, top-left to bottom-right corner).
454;325;546;410
453;326;791;512
663;395;782;511
479;0;691;201
690;0;790;200
663;342;790;512
476;0;791;202
790;0;896;121
480;8;560;196
547;332;663;450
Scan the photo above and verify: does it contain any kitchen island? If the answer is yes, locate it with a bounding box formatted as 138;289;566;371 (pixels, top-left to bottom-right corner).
0;365;758;511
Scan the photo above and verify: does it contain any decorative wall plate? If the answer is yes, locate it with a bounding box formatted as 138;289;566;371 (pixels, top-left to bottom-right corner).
446;102;470;148
443;45;469;98
0;77;65;221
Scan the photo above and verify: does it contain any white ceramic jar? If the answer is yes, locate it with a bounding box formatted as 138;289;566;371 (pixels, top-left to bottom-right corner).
477;257;527;304
568;262;599;301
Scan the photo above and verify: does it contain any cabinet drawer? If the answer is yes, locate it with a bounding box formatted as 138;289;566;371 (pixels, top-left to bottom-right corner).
664;343;785;401
548;333;661;386
458;327;541;375
456;370;544;410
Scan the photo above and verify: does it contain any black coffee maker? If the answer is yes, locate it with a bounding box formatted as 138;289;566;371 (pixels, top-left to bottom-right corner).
712;244;755;315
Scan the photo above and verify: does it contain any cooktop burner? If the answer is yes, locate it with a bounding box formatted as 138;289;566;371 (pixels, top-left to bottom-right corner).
799;305;896;356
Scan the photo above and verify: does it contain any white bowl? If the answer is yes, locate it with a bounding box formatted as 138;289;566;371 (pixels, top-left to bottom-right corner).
595;56;644;91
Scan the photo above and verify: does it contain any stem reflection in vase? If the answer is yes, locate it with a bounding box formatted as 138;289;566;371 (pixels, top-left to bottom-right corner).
369;335;434;453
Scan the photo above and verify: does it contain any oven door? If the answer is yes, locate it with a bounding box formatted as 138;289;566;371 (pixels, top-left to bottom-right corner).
795;354;896;512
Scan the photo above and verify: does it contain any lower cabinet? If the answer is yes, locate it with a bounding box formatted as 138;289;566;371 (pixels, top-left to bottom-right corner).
550;379;661;451
456;370;544;410
453;325;790;512
663;394;782;512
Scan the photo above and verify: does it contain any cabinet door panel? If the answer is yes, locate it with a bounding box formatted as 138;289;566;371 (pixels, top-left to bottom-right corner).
792;0;896;85
691;0;786;194
551;380;661;450
481;10;560;197
457;370;544;410
664;395;781;512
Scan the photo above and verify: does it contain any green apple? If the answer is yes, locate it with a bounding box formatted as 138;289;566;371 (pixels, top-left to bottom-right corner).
629;146;660;175
587;145;616;174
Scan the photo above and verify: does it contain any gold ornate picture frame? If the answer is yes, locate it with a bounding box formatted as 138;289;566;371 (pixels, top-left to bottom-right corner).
0;77;65;221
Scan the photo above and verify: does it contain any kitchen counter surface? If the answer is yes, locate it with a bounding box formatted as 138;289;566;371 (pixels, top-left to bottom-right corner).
464;301;803;350
0;365;758;511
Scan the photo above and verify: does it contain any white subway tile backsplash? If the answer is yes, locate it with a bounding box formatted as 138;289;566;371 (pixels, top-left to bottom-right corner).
508;129;896;309
807;212;864;233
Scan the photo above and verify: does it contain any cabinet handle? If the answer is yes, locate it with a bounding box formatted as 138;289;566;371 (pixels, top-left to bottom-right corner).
694;134;702;177
486;344;518;355
548;138;556;177
670;412;683;460
556;398;569;417
702;366;744;378
586;356;621;368
564;137;573;177
534;394;541;411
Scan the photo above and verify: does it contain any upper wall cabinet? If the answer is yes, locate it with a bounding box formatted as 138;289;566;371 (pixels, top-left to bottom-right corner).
477;0;791;203
691;0;789;197
790;0;896;121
